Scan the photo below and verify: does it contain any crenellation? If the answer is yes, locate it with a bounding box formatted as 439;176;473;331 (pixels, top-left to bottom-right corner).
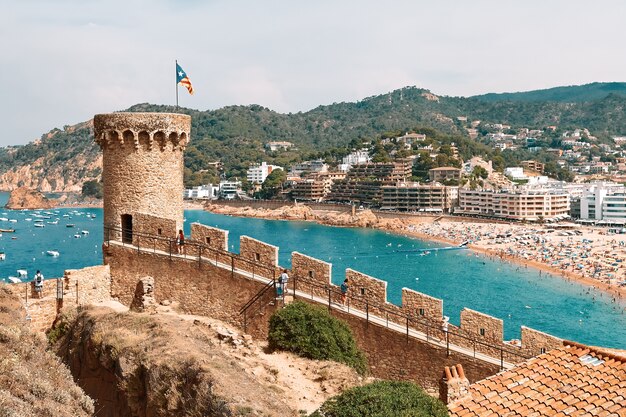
401;288;443;321
521;326;563;356
291;251;332;298
239;236;278;268
191;223;229;251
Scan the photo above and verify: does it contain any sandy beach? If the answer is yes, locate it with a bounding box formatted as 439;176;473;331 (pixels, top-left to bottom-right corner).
204;202;626;300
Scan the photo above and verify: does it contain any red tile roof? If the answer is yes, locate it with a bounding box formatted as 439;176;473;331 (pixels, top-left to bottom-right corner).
449;341;626;417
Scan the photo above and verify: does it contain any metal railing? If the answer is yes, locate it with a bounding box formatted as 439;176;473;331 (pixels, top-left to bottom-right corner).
104;224;532;368
104;225;278;282
292;275;534;368
239;278;278;332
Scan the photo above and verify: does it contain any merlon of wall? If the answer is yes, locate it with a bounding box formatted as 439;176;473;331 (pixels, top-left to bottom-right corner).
239;236;278;267
191;223;228;251
345;268;387;305
133;212;177;251
401;288;443;321
460;308;503;342
521;326;563;354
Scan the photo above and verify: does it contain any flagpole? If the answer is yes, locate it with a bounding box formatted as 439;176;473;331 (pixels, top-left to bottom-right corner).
175;60;179;108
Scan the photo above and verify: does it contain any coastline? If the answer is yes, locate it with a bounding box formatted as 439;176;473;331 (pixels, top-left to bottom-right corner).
203;202;626;300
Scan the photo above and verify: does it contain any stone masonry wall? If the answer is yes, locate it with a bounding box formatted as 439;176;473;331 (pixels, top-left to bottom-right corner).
459;308;504;342
291;251;332;299
191;223;228;251
13;265;111;332
521;326;563;356
104;243;274;332
239;236;278;268
345;268;387;315
402;288;443;321
133;212;177;252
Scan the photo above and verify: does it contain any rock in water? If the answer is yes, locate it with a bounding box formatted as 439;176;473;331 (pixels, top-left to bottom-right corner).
5;186;57;209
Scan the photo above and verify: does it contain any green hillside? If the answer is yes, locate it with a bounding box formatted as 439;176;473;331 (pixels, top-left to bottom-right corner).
3;84;626;191
473;82;626;103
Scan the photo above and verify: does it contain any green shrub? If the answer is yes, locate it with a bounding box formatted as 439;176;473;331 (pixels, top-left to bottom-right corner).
310;380;449;417
268;301;367;375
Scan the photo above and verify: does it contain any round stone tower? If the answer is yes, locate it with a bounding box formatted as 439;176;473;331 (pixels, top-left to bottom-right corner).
93;112;191;240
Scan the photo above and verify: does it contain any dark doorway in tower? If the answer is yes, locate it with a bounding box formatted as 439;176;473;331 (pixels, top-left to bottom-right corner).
121;214;133;244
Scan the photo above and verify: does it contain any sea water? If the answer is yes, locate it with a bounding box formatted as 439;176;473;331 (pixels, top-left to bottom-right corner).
0;193;624;348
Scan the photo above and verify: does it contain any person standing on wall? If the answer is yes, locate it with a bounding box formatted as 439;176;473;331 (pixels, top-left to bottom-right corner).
279;269;289;296
340;278;349;305
34;270;44;297
177;229;185;255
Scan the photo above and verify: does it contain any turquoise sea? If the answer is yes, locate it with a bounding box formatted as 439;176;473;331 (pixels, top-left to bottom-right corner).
1;193;624;348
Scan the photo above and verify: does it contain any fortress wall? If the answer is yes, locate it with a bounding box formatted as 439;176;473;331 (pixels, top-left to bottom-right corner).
401;288;443;321
134;212;177;252
521;326;563;355
456;308;504;358
345;269;387;313
291;252;332;299
104;244;275;332
191;223;228;251
240;236;278;268
327;305;500;395
13;265;111;332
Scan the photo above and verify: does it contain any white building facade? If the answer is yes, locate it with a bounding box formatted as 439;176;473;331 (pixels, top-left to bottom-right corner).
184;184;219;199
246;162;283;184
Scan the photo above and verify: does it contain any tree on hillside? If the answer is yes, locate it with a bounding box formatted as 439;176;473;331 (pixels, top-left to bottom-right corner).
258;169;286;199
81;180;102;199
413;151;436;180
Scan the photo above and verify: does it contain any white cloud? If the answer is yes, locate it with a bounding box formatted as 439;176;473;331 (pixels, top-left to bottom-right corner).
1;0;626;145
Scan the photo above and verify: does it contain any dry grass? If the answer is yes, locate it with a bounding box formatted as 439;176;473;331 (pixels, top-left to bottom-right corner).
0;285;94;417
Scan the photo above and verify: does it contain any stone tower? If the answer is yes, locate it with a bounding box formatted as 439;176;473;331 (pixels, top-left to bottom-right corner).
93;112;191;241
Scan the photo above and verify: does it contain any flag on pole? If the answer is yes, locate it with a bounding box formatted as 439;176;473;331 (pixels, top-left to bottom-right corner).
176;62;194;95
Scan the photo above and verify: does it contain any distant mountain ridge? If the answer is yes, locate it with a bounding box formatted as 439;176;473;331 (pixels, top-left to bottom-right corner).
472;82;626;103
3;83;626;192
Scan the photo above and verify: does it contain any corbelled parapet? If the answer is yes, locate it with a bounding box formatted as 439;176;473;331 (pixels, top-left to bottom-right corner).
94;112;190;151
95;112;191;239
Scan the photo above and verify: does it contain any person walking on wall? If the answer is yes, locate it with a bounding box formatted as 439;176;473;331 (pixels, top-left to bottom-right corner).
177;229;185;255
34;270;44;297
340;278;349;305
279;269;289;296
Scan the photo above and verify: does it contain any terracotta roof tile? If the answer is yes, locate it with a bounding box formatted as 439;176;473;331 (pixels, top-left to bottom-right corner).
449;342;626;416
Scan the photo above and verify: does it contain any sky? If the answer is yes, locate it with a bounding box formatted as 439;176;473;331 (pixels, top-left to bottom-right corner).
2;0;626;146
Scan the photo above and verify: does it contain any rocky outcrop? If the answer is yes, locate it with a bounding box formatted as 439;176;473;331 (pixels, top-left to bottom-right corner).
5;186;57;209
53;306;364;417
0;285;94;417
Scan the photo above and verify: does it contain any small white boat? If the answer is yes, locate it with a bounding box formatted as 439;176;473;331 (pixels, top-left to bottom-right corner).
34;223;45;228
8;219;17;223
0;217;7;221
17;269;27;278
7;277;21;283
81;230;89;235
0;253;5;261
46;250;60;257
47;220;58;225
25;218;32;222
73;234;81;238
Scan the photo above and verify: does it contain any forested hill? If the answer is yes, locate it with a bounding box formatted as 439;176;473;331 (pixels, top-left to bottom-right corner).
472;82;626;103
3;84;626;191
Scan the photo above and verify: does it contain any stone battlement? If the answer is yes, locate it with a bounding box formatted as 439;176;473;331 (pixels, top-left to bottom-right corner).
94;112;191;151
106;214;564;362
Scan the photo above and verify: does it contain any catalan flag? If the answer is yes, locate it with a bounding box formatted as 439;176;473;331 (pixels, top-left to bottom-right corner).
176;62;194;95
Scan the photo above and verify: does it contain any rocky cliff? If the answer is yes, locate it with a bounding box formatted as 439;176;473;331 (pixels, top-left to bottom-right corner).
53;304;364;417
5;186;57;209
0;285;94;417
0;121;101;192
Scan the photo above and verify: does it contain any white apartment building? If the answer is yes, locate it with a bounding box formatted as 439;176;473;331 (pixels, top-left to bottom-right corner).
219;180;242;199
184;184;219;199
246;162;283;184
579;182;626;222
339;150;371;172
457;189;570;221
